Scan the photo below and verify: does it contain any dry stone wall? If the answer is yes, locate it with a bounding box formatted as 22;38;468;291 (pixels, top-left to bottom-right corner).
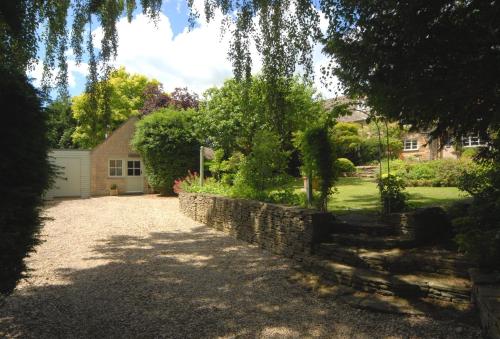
178;192;335;257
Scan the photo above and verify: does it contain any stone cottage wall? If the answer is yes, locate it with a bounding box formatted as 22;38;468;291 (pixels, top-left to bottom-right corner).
90;117;150;195
178;192;334;257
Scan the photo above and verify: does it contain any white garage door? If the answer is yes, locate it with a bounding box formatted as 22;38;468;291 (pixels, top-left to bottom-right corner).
54;157;81;196
46;150;90;198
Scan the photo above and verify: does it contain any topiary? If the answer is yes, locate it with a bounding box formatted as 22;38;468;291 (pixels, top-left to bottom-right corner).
336;158;356;175
132;108;200;195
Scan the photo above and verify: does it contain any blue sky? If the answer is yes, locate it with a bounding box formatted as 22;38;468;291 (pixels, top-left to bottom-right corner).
30;0;335;98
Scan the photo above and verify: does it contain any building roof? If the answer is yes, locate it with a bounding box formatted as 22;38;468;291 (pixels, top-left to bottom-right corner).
324;97;369;123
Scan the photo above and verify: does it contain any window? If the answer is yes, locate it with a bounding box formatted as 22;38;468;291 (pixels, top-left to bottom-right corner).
463;135;482;147
127;160;141;176
109;160;123;177
403;139;418;151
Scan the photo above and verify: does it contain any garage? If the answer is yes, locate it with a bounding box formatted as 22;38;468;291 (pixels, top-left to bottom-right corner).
45;150;91;199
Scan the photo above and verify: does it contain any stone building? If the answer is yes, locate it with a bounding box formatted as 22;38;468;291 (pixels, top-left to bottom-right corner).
324;97;484;161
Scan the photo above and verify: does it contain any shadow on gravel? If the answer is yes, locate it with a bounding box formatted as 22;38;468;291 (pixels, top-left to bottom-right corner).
0;225;480;338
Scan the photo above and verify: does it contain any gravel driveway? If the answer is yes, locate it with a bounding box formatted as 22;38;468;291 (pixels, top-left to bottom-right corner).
0;195;481;338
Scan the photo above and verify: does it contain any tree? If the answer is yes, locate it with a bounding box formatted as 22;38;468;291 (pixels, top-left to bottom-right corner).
195;75;324;156
140;83;172;115
131;108;200;195
46;97;77;149
170;87;199;110
233;130;290;200
0;66;53;294
72;67;159;148
321;0;500;139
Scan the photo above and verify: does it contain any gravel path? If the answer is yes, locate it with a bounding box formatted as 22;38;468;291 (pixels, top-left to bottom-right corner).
0;195;481;338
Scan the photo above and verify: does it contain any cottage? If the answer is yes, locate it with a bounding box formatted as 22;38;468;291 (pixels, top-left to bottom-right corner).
47;117;151;198
324;98;484;161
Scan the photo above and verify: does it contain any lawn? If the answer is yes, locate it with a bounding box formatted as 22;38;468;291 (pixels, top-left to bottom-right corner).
327;177;470;214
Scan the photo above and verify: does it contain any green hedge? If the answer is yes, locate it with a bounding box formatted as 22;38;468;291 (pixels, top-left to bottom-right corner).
0;68;53;294
336;158;356;174
132;108;200;195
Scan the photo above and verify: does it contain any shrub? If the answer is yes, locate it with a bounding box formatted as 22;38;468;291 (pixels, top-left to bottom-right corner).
296;126;337;211
132;108;200;195
457;160;493;195
207;150;244;186
0;68;54;294
411;207;454;246
451;131;500;271
232;130;291;200
460;148;478;159
175;171;232;196
336;158;356;175
381;159;471;187
378;174;408;214
266;188;303;206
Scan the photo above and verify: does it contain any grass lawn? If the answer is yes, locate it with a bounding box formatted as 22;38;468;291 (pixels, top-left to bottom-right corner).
327;177;470;214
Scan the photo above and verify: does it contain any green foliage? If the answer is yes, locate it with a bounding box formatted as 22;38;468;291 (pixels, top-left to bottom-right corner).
181;172;304;207
232;130;291;200
454;217;500;270
207;150;243;186
179;172;233;196
45;97;77;149
132;108;200;195
195;76;325;156
452;134;500;270
381;159;472;187
331;122;362;162
378;174;408;214
72;67;159;148
460;148;478;159
457;161;494;195
323;1;499;139
296;126;337;211
331;121;403;165
412;207;454;246
0;68;54;294
336;158;356;174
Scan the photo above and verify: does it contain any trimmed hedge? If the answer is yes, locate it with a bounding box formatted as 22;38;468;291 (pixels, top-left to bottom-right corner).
336;158;356;174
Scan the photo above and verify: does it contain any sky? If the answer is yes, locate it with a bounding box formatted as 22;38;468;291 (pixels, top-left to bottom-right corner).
29;0;338;99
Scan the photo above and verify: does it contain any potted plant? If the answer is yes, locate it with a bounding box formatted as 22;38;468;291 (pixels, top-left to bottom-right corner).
109;183;118;196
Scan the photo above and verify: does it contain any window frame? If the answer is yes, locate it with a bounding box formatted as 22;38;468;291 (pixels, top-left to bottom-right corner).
127;160;142;177
463;135;482;148
403;138;418;151
108;159;123;177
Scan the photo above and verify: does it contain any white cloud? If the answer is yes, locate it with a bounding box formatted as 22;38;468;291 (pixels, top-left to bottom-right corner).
28;58;88;90
31;4;338;99
92;6;337;97
92;11;235;95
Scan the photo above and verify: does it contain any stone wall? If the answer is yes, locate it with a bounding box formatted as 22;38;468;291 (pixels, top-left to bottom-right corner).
90;117;151;195
178;192;335;257
470;269;500;339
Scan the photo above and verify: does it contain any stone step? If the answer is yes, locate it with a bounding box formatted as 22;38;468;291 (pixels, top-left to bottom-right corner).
289;269;478;324
315;244;470;278
331;220;398;236
300;255;471;303
327;233;414;249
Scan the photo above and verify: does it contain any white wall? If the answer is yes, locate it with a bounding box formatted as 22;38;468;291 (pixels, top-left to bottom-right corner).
45;150;91;199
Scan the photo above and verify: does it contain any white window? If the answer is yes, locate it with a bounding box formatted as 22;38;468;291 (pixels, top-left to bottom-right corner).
463;135;482;147
127;160;141;176
109;160;123;177
403;139;418;151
